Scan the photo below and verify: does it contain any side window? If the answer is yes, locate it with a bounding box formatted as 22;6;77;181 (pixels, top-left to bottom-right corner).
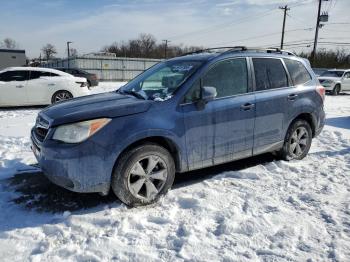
203;58;248;98
0;71;29;82
284;59;312;85
184;80;201;103
29;71;52;80
253;58;288;91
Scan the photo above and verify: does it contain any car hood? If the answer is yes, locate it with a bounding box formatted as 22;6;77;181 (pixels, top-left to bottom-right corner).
318;76;341;81
40;92;153;127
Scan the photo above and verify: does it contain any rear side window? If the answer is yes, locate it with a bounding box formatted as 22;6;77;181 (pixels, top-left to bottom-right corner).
203;58;248;98
253;58;288;91
0;70;29;82
29;71;59;80
284;59;312;85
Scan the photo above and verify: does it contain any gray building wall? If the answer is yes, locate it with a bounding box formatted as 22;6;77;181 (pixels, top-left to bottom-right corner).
43;56;162;81
0;49;26;70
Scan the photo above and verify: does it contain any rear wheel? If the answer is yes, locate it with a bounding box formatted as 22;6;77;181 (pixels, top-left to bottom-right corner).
51;90;73;104
112;143;175;206
278;120;312;160
332;84;341;96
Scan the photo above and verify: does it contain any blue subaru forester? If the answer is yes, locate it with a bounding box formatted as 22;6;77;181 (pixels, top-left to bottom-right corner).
31;47;325;206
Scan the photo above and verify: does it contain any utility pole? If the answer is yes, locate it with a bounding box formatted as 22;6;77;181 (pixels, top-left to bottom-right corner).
162;40;170;59
67;41;72;69
279;5;290;49
311;0;323;63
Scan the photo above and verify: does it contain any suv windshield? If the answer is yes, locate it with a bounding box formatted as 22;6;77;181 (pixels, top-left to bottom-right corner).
320;70;345;77
119;60;202;101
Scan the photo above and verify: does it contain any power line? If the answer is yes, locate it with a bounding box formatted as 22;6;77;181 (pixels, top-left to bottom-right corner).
166;7;278;41
208;27;314;48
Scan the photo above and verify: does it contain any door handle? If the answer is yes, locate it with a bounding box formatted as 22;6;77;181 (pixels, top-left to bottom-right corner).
287;94;298;100
240;103;255;111
16;85;24;88
48;83;55;86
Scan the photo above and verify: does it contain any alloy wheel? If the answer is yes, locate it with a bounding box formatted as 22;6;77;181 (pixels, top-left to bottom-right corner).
289;126;309;158
127;155;168;201
54;92;72;103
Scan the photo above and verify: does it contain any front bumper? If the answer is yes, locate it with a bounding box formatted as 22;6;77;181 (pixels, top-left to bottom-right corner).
31;129;111;194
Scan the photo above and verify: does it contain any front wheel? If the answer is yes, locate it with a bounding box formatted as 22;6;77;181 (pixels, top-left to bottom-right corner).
332;84;341;96
112;143;175;207
278;120;312;160
51;90;73;104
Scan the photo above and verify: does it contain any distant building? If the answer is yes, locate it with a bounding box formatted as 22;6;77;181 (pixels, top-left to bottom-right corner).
0;49;26;70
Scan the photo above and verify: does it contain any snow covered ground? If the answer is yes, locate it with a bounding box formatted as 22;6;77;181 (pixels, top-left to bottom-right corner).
0;83;349;261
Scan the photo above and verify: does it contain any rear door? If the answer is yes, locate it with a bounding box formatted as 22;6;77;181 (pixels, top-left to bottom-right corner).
342;72;350;91
0;70;29;106
28;71;60;104
251;57;295;154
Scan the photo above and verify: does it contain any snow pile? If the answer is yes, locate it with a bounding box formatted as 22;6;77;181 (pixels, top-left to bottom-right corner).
0;86;349;261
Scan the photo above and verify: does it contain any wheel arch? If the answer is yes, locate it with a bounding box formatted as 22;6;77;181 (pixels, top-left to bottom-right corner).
112;135;183;174
289;113;317;137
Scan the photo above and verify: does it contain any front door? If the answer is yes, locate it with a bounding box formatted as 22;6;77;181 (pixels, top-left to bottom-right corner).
182;58;255;170
0;70;29;106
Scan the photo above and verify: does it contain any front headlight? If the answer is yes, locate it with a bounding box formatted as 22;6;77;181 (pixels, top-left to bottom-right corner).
52;118;111;143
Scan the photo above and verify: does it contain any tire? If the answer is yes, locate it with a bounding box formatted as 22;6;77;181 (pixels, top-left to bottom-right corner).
111;143;175;207
332;84;341;96
278;120;313;161
51;90;73;104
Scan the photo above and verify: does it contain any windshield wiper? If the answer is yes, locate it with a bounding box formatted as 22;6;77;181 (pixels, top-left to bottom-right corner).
118;89;146;100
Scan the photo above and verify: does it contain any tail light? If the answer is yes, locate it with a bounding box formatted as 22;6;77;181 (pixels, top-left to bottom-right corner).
75;81;87;87
316;85;325;101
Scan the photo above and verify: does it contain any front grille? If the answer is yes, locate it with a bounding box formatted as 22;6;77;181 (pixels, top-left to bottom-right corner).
34;127;48;142
34;115;50;142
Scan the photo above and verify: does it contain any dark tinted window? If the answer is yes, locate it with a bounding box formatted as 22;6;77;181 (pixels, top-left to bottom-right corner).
253;58;288;91
0;70;29;82
184;80;201;103
29;71;51;80
203;58;248;98
284;59;311;85
320;70;344;77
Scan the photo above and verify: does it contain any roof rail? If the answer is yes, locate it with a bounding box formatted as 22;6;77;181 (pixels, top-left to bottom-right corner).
181;46;247;56
181;46;296;57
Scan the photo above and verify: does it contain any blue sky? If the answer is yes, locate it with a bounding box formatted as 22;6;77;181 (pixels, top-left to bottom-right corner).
1;0;349;58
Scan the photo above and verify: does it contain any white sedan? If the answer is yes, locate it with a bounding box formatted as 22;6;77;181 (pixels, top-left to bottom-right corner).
318;69;350;95
0;67;90;106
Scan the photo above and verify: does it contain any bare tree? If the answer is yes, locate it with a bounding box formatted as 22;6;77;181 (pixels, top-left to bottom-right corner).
41;43;57;60
101;33;202;59
1;38;19;49
139;33;156;56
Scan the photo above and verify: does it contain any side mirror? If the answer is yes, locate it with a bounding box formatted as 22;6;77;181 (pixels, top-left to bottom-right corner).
201;86;217;102
195;86;217;110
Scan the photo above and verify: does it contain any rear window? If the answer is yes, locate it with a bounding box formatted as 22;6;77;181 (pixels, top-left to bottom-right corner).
284;59;312;85
253;58;288;91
